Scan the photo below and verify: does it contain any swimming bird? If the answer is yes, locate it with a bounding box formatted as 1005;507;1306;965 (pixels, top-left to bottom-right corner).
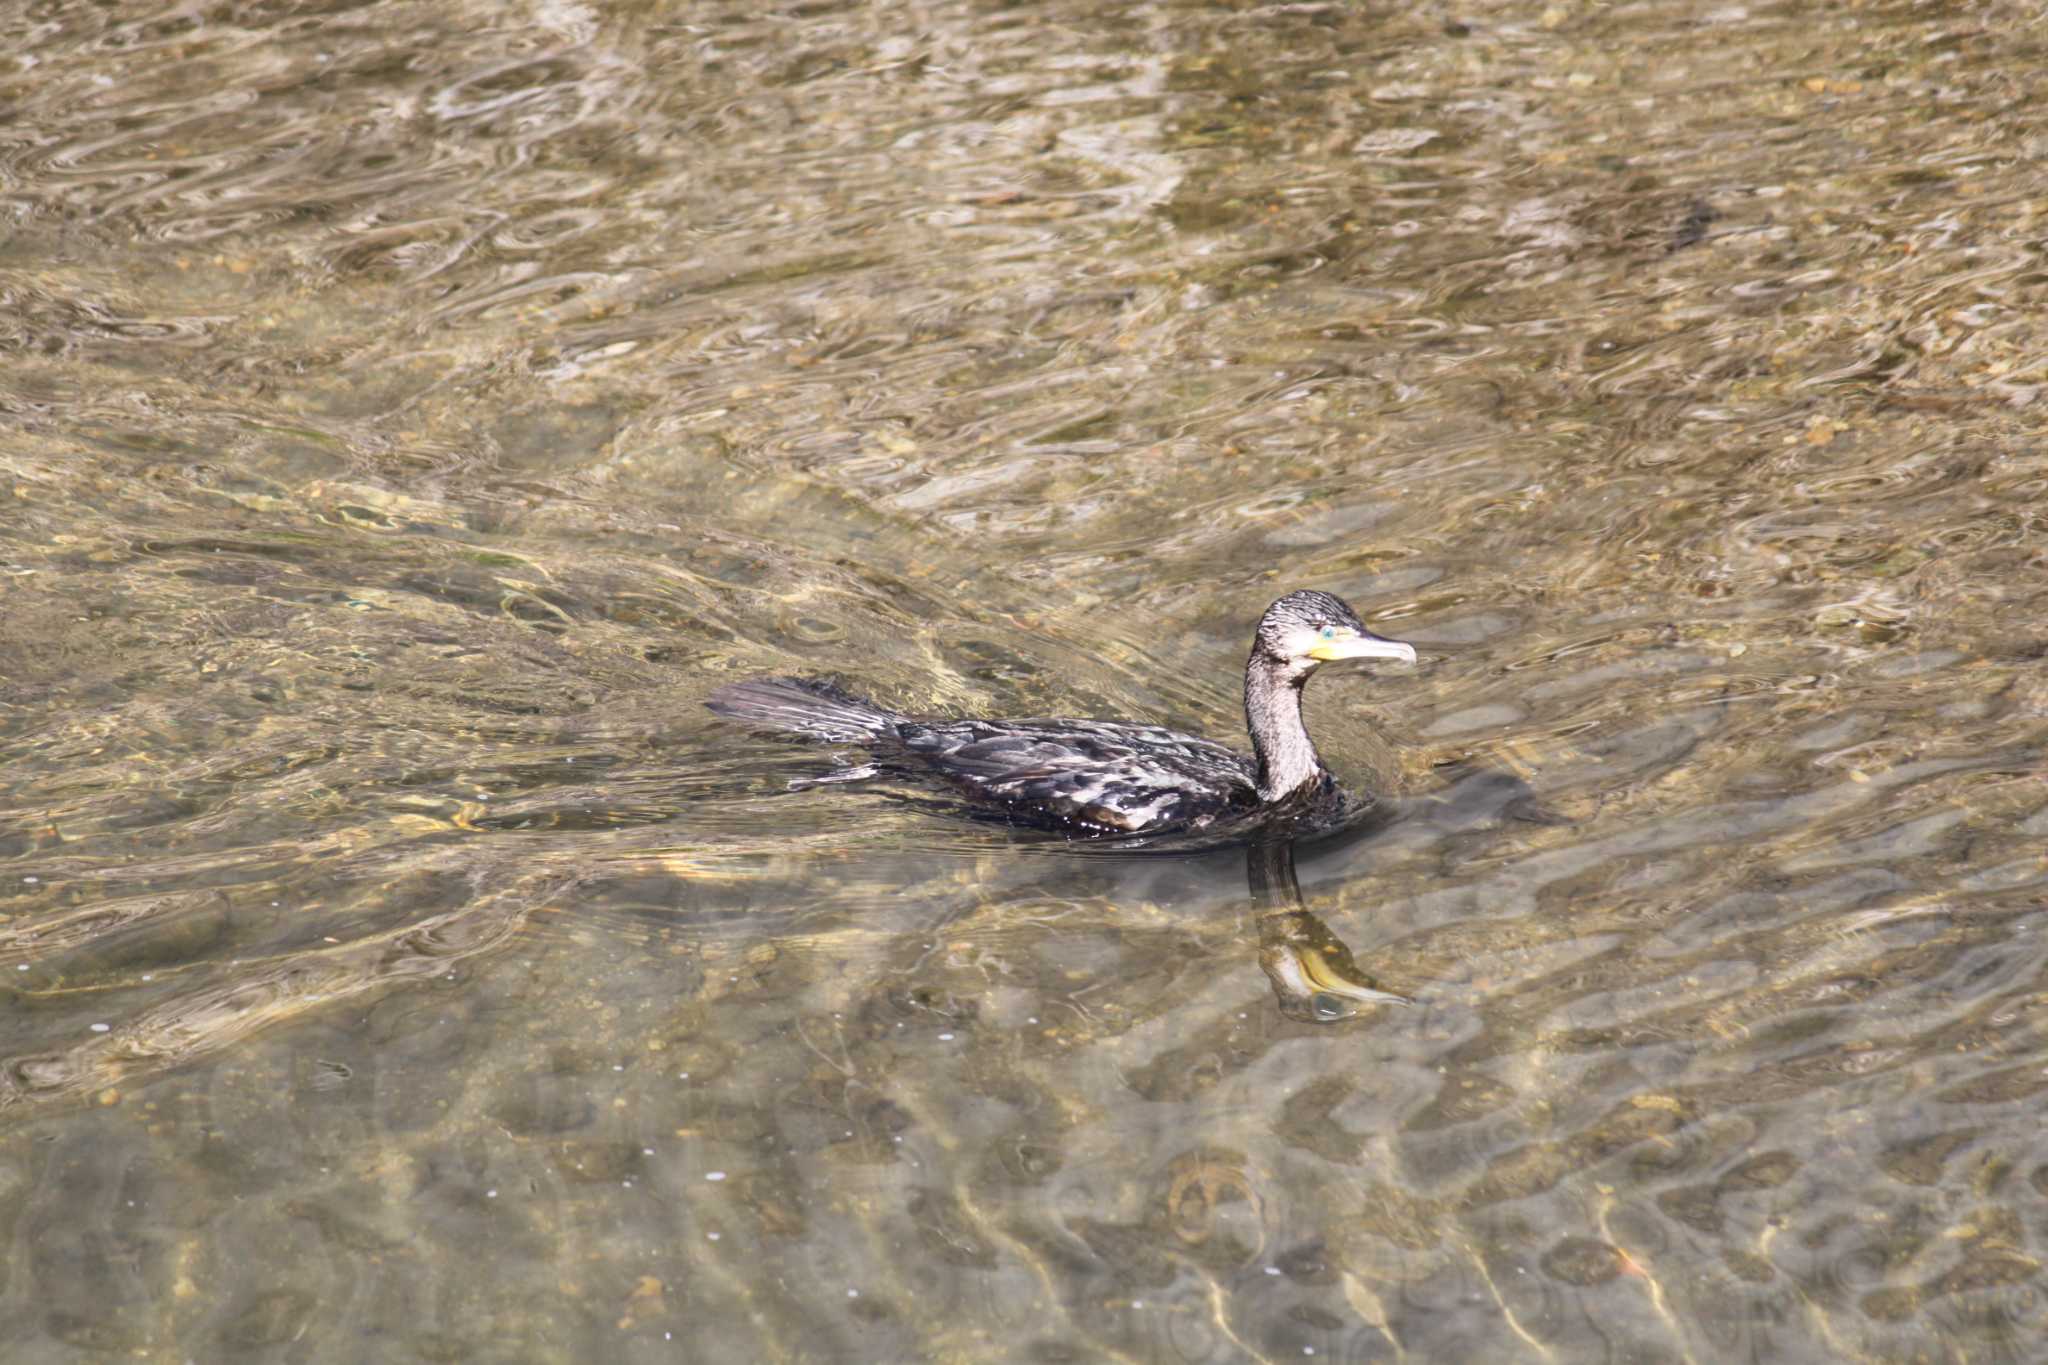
705;589;1416;839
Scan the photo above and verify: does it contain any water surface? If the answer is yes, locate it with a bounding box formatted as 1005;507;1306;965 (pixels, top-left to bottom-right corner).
3;0;2047;1359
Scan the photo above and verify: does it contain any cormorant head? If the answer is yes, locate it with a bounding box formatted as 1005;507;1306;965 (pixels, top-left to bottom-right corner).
1254;589;1416;678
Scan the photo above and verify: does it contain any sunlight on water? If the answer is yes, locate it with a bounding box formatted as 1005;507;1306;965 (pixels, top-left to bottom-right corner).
2;0;2046;1358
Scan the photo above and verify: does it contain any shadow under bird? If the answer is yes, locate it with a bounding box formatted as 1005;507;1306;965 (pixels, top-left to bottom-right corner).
705;589;1417;840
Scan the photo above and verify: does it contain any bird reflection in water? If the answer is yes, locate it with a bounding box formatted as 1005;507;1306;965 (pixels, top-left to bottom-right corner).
1247;835;1409;1023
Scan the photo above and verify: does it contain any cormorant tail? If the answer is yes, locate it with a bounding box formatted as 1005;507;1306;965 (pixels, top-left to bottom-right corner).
705;676;900;743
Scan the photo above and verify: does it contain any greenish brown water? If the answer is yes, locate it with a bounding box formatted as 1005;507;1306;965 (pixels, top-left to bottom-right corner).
3;0;2047;1359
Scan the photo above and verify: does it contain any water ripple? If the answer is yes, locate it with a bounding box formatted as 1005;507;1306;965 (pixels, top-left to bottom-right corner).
2;0;2046;1360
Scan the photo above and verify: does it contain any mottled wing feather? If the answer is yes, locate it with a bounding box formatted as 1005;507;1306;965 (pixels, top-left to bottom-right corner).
892;718;1257;833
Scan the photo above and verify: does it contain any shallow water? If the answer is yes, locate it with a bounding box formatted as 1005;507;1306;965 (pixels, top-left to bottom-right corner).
4;0;2048;1359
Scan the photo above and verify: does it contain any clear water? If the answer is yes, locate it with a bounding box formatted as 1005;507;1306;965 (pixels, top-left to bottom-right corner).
3;0;2046;1359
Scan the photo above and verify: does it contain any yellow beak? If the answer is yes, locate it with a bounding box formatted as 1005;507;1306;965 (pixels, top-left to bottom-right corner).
1307;630;1417;664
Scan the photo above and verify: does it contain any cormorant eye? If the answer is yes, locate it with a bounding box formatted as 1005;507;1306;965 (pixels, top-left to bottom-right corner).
1317;625;1336;640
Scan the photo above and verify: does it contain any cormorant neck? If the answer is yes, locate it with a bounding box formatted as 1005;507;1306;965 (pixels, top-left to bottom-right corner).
1245;653;1324;802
